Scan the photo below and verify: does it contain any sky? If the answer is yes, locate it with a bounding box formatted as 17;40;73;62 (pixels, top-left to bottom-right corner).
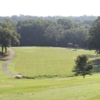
0;0;100;17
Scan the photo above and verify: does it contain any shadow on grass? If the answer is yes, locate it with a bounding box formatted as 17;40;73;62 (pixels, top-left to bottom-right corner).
94;65;100;72
92;59;100;65
0;58;8;61
0;52;9;61
86;54;100;58
22;74;74;79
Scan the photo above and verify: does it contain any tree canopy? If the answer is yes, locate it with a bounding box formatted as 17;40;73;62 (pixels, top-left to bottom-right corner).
0;15;97;48
16;18;89;47
87;17;100;54
0;19;20;54
73;54;94;78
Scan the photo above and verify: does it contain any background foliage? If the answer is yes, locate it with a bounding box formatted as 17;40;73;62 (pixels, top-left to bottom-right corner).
0;15;97;48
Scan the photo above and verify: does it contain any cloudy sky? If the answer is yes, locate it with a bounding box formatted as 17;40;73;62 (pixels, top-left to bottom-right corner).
0;0;100;16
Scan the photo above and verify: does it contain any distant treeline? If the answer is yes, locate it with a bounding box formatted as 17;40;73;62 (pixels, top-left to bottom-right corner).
0;15;97;47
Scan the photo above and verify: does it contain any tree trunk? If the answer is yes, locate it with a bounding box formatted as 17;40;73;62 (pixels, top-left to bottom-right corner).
5;46;7;53
83;75;85;78
2;45;4;55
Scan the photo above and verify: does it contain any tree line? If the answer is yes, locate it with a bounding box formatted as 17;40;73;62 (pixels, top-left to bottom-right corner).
0;15;100;54
16;17;94;47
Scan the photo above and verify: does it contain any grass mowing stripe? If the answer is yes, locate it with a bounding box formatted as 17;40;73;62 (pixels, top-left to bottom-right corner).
0;47;100;100
8;47;98;77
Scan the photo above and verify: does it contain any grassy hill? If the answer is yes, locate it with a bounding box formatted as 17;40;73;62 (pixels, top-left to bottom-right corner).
7;47;99;77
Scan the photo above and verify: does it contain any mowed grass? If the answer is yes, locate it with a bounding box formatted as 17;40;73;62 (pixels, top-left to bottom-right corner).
0;47;100;100
0;74;100;100
8;47;98;77
15;47;76;76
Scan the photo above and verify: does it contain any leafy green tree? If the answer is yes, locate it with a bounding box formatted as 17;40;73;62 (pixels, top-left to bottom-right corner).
17;19;45;46
57;18;76;30
16;18;89;48
73;54;94;78
0;19;20;54
87;17;100;54
44;21;63;46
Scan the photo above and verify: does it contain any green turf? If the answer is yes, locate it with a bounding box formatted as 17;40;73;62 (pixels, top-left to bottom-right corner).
0;74;100;100
0;47;100;100
8;47;98;77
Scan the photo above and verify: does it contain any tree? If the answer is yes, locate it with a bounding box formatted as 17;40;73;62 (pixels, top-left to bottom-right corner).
73;54;94;78
17;19;45;46
0;19;20;54
44;21;63;46
74;44;79;50
15;17;89;47
87;17;100;54
67;42;73;48
57;18;76;30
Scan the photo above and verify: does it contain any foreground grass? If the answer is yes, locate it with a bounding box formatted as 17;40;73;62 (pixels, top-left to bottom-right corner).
0;74;100;100
0;47;100;100
8;47;98;77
